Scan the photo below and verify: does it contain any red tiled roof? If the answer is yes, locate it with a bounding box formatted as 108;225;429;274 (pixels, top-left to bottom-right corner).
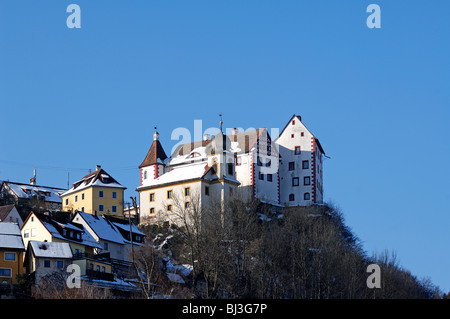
139;140;168;168
0;204;15;222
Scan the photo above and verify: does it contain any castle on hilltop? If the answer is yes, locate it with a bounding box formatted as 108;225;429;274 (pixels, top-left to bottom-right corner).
136;115;325;224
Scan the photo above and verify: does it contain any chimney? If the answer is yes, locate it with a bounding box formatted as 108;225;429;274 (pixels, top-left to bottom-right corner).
203;133;211;141
232;128;239;135
96;165;101;171
30;168;36;185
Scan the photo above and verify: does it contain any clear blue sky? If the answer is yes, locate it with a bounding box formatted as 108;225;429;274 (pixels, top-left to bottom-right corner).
1;1;449;293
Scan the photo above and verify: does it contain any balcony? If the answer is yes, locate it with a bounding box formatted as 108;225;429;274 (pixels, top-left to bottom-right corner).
85;269;115;282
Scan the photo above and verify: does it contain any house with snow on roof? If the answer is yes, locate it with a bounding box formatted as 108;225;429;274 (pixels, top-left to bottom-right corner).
72;211;145;263
0;180;67;219
0;222;25;286
23;241;73;286
61;165;126;216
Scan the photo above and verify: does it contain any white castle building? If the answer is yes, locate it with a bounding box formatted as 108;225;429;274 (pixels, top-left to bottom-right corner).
136;114;325;223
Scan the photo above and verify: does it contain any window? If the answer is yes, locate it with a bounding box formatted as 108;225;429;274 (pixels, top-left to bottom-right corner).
81;207;85;212
205;186;209;196
236;157;241;166
24;230;29;238
301;132;304;137
227;163;234;175
292;120;295;125
184;187;190;196
75;195;78;202
288;162;295;171
302;160;309;169
144;170;148;179
167;204;173;212
289;194;295;201
57;261;64;269
99;190;104;198
31;228;36;237
291;134;294;138
112;206;117;213
150;207;155;215
112;191;117;199
292;177;299;187
96;265;100;272
150;193;155;202
82;193;85;200
167;190;173;199
257;157;263;167
44;260;51;268
102;266;106;273
258;172;264;180
99;204;104;212
185;201;190;209
267;174;273;182
304;176;311;185
0;268;11;277
304;192;311;200
294;146;301;155
4;253;16;261
65;199;69;205
63;229;67;237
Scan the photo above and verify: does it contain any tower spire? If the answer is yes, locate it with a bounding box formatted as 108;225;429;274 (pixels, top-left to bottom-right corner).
219;113;223;133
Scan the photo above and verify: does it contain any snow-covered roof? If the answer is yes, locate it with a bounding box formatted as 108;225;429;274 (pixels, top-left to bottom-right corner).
62;167;126;197
32;213;102;249
73;212;125;245
0;223;25;250
3;182;66;203
28;240;73;259
139;162;211;188
109;219;145;237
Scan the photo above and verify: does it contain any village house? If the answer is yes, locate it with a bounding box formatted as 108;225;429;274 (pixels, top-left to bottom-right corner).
23;241;73;286
0;180;67;219
20;212;119;283
61;165;127;216
0;204;23;227
71;211;144;263
0;223;25;286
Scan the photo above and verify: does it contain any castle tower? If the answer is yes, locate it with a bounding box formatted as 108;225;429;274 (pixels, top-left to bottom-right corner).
139;130;168;187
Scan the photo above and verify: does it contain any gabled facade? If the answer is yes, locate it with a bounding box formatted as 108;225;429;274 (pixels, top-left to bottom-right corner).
275;114;325;206
72;211;129;261
20;211;102;256
0;223;25;285
61;165;126;216
0;204;23;227
24;241;73;286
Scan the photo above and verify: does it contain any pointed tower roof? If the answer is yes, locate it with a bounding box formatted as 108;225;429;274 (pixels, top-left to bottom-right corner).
139;131;168;168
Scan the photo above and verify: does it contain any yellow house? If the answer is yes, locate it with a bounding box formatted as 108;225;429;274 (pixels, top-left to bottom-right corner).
61;165;126;216
0;223;25;285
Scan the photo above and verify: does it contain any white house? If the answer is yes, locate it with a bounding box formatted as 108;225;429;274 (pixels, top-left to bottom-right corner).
274;114;325;206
